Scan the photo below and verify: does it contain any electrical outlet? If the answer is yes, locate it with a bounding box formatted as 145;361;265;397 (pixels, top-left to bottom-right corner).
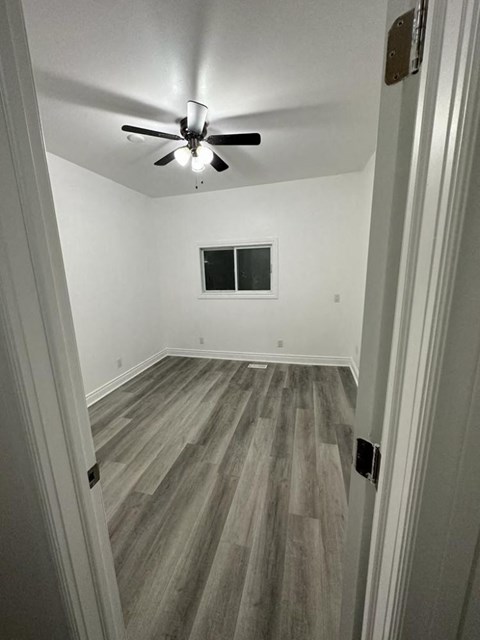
334;294;340;303
199;337;204;345
277;339;284;348
116;357;122;369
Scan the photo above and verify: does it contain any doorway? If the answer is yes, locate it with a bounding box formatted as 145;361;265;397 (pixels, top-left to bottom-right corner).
2;1;479;639
20;1;385;637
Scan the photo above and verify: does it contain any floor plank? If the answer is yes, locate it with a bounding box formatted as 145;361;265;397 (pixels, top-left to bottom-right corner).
335;423;355;493
150;473;239;640
291;408;321;519
270;387;296;459
222;417;275;548
316;443;348;630
189;541;250;640
280;515;328;640
233;455;291;640
123;455;218;638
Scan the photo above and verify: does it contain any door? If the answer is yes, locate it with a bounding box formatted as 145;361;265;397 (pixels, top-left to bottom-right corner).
342;0;480;638
0;1;125;638
341;1;425;635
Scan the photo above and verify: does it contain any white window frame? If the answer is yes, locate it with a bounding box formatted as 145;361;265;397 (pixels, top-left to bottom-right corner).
198;238;278;299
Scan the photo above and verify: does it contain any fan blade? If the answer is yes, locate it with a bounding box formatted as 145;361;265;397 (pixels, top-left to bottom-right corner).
122;124;181;141
187;100;208;134
206;132;261;146
210;151;229;172
154;150;177;166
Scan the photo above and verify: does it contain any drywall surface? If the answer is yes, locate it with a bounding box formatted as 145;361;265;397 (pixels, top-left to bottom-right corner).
47;153;165;395
152;165;373;362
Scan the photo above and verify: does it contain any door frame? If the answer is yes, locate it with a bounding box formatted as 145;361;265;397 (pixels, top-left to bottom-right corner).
359;0;480;637
1;1;479;639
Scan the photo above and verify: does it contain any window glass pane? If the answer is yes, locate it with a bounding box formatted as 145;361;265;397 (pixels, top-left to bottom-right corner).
203;249;235;290
237;247;271;290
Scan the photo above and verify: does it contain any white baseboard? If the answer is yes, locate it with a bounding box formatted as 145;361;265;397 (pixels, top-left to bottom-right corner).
166;347;352;368
86;348;168;407
349;357;359;386
86;347;358;406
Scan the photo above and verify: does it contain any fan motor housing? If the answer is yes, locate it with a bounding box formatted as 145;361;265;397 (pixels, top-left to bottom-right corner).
180;117;207;145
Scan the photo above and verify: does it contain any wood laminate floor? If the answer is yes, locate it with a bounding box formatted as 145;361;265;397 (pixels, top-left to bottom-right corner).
89;357;356;640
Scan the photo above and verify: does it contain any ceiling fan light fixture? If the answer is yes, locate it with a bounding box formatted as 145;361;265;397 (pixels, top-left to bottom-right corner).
191;154;206;173
196;145;214;165
124;100;259;173
174;146;191;167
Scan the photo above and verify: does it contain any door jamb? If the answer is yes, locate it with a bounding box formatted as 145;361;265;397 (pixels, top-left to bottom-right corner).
362;0;480;637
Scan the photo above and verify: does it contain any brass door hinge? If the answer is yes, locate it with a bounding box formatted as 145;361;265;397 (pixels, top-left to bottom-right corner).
385;1;428;85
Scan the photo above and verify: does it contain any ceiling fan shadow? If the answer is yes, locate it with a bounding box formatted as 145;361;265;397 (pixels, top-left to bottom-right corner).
213;145;262;178
183;0;216;108
124;143;177;168
212;102;356;133
33;68;178;124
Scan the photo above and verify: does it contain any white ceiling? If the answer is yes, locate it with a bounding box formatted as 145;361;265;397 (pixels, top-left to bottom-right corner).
22;0;387;197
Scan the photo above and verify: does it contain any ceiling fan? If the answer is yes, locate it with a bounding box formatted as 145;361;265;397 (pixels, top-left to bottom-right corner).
122;100;261;173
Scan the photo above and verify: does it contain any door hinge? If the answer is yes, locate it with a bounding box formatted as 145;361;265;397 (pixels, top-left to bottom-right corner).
88;462;100;489
355;438;381;487
385;1;428;85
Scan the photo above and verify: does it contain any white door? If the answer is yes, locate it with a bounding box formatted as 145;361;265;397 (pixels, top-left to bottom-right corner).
342;0;480;638
340;0;425;636
0;2;125;638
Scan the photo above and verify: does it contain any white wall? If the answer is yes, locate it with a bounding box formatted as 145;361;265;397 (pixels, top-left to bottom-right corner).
151;163;373;366
48;153;373;396
47;153;165;395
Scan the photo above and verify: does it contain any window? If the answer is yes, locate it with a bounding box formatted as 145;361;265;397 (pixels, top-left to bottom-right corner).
199;240;277;298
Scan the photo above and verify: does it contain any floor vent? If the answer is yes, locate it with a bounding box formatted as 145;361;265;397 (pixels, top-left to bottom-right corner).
248;363;268;369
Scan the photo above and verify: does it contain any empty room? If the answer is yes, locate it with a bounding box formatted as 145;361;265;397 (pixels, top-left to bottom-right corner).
21;0;383;638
